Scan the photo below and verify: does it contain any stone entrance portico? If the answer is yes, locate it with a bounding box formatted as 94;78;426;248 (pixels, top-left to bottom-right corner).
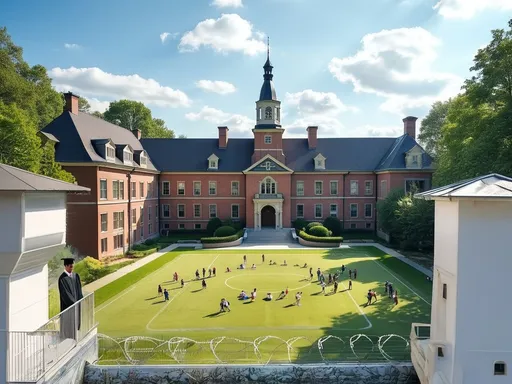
253;194;284;230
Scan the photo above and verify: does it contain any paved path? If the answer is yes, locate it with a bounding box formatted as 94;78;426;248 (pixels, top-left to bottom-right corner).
83;243;200;293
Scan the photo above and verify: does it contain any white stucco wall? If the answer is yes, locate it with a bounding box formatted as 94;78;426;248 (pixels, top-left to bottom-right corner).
0;192;22;255
24;192;66;240
8;265;49;331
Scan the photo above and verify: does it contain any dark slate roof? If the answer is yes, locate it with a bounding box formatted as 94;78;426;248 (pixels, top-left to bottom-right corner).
41;112;158;171
415;174;512;200
140;138;254;172
0;163;90;192
259;79;277;101
376;134;434;171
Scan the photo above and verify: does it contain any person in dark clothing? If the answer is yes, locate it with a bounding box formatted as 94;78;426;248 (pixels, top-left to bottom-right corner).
328;273;332;284
164;289;169;301
58;258;84;340
353;268;358;280
262;254;265;263
202;268;206;278
348;280;352;290
195;269;200;279
181;278;185;288
341;265;346;274
202;279;207;289
213;267;217;276
333;281;338;293
158;285;163;296
388;284;394;298
208;268;212;277
348;269;353;279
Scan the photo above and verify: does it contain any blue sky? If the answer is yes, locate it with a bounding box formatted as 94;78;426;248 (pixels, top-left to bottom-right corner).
1;0;510;138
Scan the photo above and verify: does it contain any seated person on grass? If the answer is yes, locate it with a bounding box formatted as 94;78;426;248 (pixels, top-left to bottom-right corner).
277;291;286;300
238;264;245;270
238;290;248;300
226;267;231;273
251;264;256;269
264;292;273;301
282;260;287;266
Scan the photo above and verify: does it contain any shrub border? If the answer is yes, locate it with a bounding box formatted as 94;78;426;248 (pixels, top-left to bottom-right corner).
297;230;343;245
201;229;244;244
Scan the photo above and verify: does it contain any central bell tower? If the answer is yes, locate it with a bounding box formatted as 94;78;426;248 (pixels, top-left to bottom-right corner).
252;39;285;163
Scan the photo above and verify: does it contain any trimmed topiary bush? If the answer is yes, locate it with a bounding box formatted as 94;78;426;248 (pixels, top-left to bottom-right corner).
201;229;244;244
306;222;323;231
292;219;308;231
323;216;342;236
308;225;330;237
214;225;236;237
298;230;343;244
206;217;223;236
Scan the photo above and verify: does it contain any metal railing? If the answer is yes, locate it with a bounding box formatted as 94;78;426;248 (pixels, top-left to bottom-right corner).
254;193;284;199
5;292;95;382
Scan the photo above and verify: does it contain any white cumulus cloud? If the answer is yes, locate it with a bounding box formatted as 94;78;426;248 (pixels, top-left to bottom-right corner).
328;27;461;116
49;67;191;108
185;106;252;135
434;0;512;19
160;32;179;44
196;80;237;95
85;97;110;113
64;43;80;49
212;0;243;8
179;14;266;56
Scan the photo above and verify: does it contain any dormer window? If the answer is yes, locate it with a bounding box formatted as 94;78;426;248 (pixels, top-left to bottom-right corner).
208;154;219;170
314;153;326;170
140;152;147;168
123;146;134;165
106;143;116;162
406;146;423;169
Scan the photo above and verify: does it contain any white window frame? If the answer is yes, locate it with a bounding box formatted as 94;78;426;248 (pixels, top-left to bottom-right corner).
113;180;120;200
350;203;358;218
100;179;107;200
260;177;277;194
264;135;272;144
106;143;116;162
209;204;217;218
162;181;170;196
139;153;148;168
119;180;124;200
139;182;144;198
231;204;240;219
132;208;136;225
162;204;170;218
364;203;372;218
123;147;133;165
365;180;373;195
194;223;202;230
231;181;240;196
178;223;185;230
330;180;338;195
113;211;124;230
315;204;323;219
177;181;185;196
296;204;304;218
209;181;217;196
193;181;201;196
315;181;323;195
131;181;136;198
350;180;359;196
296;181;304;196
193;204;201;218
101;238;107;253
208;154;219;170
177;204;185;218
330;204;338;217
113;234;124;249
100;213;108;232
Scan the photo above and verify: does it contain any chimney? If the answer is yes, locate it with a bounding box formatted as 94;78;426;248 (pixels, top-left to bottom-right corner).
218;126;229;148
403;116;418;139
307;126;318;150
64;92;79;115
131;129;142;140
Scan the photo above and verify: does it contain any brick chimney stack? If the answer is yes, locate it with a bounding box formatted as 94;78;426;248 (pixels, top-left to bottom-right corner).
64;92;79;115
403;116;418;139
131;129;142;140
307;126;318;150
218;126;229;148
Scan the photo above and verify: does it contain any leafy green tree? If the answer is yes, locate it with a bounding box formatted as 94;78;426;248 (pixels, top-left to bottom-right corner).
418;100;452;158
91;111;104;119
376;188;404;239
78;97;91;113
40;141;76;183
150;118;175;138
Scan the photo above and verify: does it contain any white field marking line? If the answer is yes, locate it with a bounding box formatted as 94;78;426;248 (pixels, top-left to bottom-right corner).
95;286;136;313
146;254;219;331
94;252;188;314
224;273;311;294
339;281;372;330
370;255;431;306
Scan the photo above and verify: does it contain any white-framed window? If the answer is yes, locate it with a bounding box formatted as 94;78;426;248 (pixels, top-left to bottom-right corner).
296;204;304;218
365;180;373;195
132;208;136;225
131;182;136;198
209;204;217;218
296;181;304;196
139;182;144;198
412;154;419;166
177;204;185;218
178;223;185;230
148;206;152;221
113;211;124;230
209;159;217;169
260;177;276;194
350;181;359;196
100;179;107;199
315;181;323;195
113;234;124;249
113;180;120;199
193;181;201;196
140;207;144;225
315;204;322;218
194;204;201;218
231;204;239;219
330;204;338;217
139;153;148;168
100;213;108;232
177;181;185;195
146;182;151;197
364;203;372;218
314;154;326;170
350;203;358;218
162;181;170;196
381;180;388;198
119;181;124;199
208;154;219;169
101;238;107;253
231;181;240;196
365;222;372;229
106;144;116;161
162;204;170;218
209;181;217;195
330;181;338;195
194;223;202;230
264;135;272;144
123;149;133;164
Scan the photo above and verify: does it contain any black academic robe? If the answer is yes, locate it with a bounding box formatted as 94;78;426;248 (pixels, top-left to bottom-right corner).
58;272;84;340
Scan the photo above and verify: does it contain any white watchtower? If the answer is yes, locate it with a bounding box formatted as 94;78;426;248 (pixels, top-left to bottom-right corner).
411;174;512;384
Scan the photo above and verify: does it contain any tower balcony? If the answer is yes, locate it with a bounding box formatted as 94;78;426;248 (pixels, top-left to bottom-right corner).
410;323;449;384
254;193;284;200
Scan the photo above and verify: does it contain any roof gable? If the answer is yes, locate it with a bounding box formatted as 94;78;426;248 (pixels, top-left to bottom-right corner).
243;154;293;173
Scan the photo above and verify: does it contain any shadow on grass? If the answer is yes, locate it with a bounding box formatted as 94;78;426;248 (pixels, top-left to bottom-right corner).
203;311;223;318
283;304;295;308
151;300;166;305
145;296;159;301
190;289;204;293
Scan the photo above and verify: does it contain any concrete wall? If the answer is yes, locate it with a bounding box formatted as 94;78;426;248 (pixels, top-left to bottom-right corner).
84;363;418;384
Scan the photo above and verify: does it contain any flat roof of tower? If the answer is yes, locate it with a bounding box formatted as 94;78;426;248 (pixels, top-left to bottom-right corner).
415;174;512;200
0;163;90;192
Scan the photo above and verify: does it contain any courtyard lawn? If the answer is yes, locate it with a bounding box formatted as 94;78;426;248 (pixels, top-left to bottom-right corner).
95;246;432;364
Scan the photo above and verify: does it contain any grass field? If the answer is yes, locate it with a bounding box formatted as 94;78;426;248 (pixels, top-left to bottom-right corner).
95;246;431;364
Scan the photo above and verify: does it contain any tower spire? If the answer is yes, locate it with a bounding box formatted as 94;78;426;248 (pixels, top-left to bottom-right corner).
267;36;270;61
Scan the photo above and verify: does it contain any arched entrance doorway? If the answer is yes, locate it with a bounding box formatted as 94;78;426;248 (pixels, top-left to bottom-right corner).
261;205;276;228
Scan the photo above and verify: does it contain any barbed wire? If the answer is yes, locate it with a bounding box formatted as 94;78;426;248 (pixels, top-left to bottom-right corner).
97;333;410;365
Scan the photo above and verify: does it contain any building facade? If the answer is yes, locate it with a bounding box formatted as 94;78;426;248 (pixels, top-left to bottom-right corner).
42;53;433;259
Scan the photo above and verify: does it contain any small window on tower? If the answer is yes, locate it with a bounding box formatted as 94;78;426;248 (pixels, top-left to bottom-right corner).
264;135;272;144
442;284;447;299
494;362;506;376
265;106;272;119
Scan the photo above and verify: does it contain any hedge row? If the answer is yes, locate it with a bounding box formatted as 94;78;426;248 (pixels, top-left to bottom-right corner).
298;230;343;244
127;247;159;258
201;229;244;244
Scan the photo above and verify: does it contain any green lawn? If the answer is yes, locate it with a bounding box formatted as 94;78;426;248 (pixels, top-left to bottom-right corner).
95;246;432;364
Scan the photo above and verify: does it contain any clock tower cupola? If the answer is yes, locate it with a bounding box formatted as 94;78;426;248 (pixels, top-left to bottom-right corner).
255;38;281;129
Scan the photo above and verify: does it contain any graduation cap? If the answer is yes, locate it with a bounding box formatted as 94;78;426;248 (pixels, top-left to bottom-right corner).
61;258;75;266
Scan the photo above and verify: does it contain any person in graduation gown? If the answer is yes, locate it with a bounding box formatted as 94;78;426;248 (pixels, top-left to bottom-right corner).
58;258;84;340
